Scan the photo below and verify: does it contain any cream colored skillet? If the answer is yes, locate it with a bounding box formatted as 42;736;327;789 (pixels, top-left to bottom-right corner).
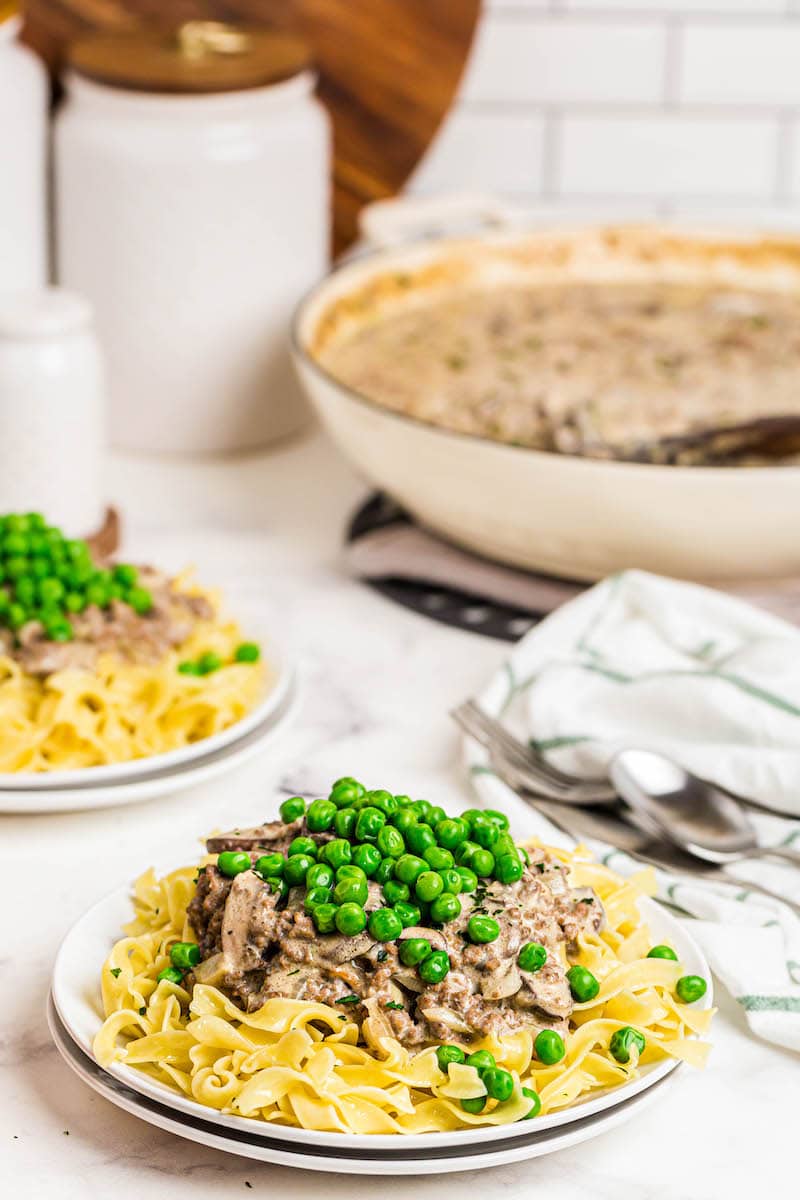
291;193;800;584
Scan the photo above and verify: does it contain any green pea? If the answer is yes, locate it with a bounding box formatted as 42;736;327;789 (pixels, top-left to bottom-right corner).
355;806;386;842
305;886;333;912
3;532;28;556
609;1026;646;1064
85;581;108;608
284;854;315;887
473;822;500;851
392;901;421;928
14;576;36;606
439;868;462;895
481;1067;514;1102
353;843;382;877
471;849;495;878
156;967;184;986
312;903;338;934
288;836;317;858
493;833;517;857
647;944;679;961
423;845;454;871
382;879;410;906
376;825;405;858
410;800;433;823
460;1096;486;1114
436;1044;466;1073
495;853;523;885
254;853;284;879
6;556;30;581
435;817;469;850
521;1087;541;1119
567;965;600;1003
197;651;222;675
418;950;450;984
217;851;251;877
234;641;261;663
64;590;86;613
517;845;530;866
415;870;443;904
391;808;418;836
112;562;138;587
46;618;74;643
427;806;447;827
306;862;334;890
367;907;403;942
37;576;63;606
336;864;367;883
333;875;368;906
461;809;484;831
399;937;431;966
406;823;436;857
457;867;478;893
467;915;500;944
367;789;398;816
331;774;363;791
320;839;352;870
466;1050;495;1071
429;892;461;924
534;1029;566;1065
393;793;414;808
7;602;27;630
518;942;547;973
394;854;427;885
336;903;367;936
170;941;200;970
485;809;510;830
454;840;480;866
264;875;287;898
306;798;337;833
373;857;395;884
279;796;306;823
675;975;707;1004
127;586;153;615
330;779;365;808
334;807;357;839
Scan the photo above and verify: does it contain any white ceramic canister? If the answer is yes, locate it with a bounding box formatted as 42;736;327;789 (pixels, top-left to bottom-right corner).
54;23;330;454
0;289;105;535
0;6;48;290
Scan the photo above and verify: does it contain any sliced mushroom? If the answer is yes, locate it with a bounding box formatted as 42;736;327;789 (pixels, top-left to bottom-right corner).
220;870;275;972
397;927;448;952
480;962;522;1001
206;818;302;853
191;951;227;986
415;1003;473;1035
316;933;373;964
390;966;426;993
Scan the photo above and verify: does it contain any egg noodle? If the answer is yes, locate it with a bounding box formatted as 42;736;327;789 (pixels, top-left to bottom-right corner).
93;842;714;1134
0;578;265;772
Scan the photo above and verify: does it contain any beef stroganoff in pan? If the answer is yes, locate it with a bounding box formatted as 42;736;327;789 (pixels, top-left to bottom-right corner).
95;779;713;1134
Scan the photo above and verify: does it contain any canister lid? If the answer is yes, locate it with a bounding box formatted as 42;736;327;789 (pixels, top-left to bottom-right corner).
0;289;93;340
66;22;312;94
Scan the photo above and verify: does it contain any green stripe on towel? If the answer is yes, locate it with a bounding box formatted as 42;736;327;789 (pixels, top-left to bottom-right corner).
737;995;800;1013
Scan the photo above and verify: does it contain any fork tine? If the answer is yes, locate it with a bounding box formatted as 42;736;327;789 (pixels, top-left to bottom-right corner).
458;701;584;788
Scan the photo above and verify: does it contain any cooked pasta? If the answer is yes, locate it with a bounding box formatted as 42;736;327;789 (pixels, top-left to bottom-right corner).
94;841;713;1134
0;584;266;772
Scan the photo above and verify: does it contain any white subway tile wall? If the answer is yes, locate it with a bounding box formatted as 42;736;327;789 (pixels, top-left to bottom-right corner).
408;1;800;225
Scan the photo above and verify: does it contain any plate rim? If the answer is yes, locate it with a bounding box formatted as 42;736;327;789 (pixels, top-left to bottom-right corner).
0;618;290;791
51;850;712;1152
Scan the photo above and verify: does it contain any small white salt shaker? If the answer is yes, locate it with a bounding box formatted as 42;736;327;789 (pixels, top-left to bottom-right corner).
0;289;106;536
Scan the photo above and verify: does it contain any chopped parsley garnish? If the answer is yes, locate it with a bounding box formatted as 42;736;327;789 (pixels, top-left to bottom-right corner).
287;969;301;976
138;1007;146;1016
384;1001;404;1011
376;949;388;963
536;863;546;873
109;967;121;978
336;994;360;1005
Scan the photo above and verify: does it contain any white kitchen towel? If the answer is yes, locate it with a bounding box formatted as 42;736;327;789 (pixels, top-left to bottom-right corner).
464;569;800;1052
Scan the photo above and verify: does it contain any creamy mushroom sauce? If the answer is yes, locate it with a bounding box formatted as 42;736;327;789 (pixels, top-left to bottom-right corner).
319;280;800;461
187;815;604;1048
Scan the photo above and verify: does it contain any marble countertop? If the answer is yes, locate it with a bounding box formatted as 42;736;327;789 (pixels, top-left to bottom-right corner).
0;430;792;1200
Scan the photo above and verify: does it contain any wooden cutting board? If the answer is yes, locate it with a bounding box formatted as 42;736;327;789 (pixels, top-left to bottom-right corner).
22;0;481;254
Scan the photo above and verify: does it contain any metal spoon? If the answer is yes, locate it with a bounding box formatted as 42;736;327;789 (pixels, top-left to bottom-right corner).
610;749;800;868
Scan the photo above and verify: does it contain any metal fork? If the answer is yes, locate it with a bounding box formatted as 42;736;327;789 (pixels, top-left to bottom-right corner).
452;699;617;805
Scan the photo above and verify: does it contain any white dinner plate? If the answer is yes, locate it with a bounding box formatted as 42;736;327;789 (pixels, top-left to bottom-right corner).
0;625;291;791
47;996;679;1174
0;678;299;814
50;857;712;1155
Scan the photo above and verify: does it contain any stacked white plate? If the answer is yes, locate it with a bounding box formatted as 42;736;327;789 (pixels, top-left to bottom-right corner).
0;647;298;814
49;880;712;1174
